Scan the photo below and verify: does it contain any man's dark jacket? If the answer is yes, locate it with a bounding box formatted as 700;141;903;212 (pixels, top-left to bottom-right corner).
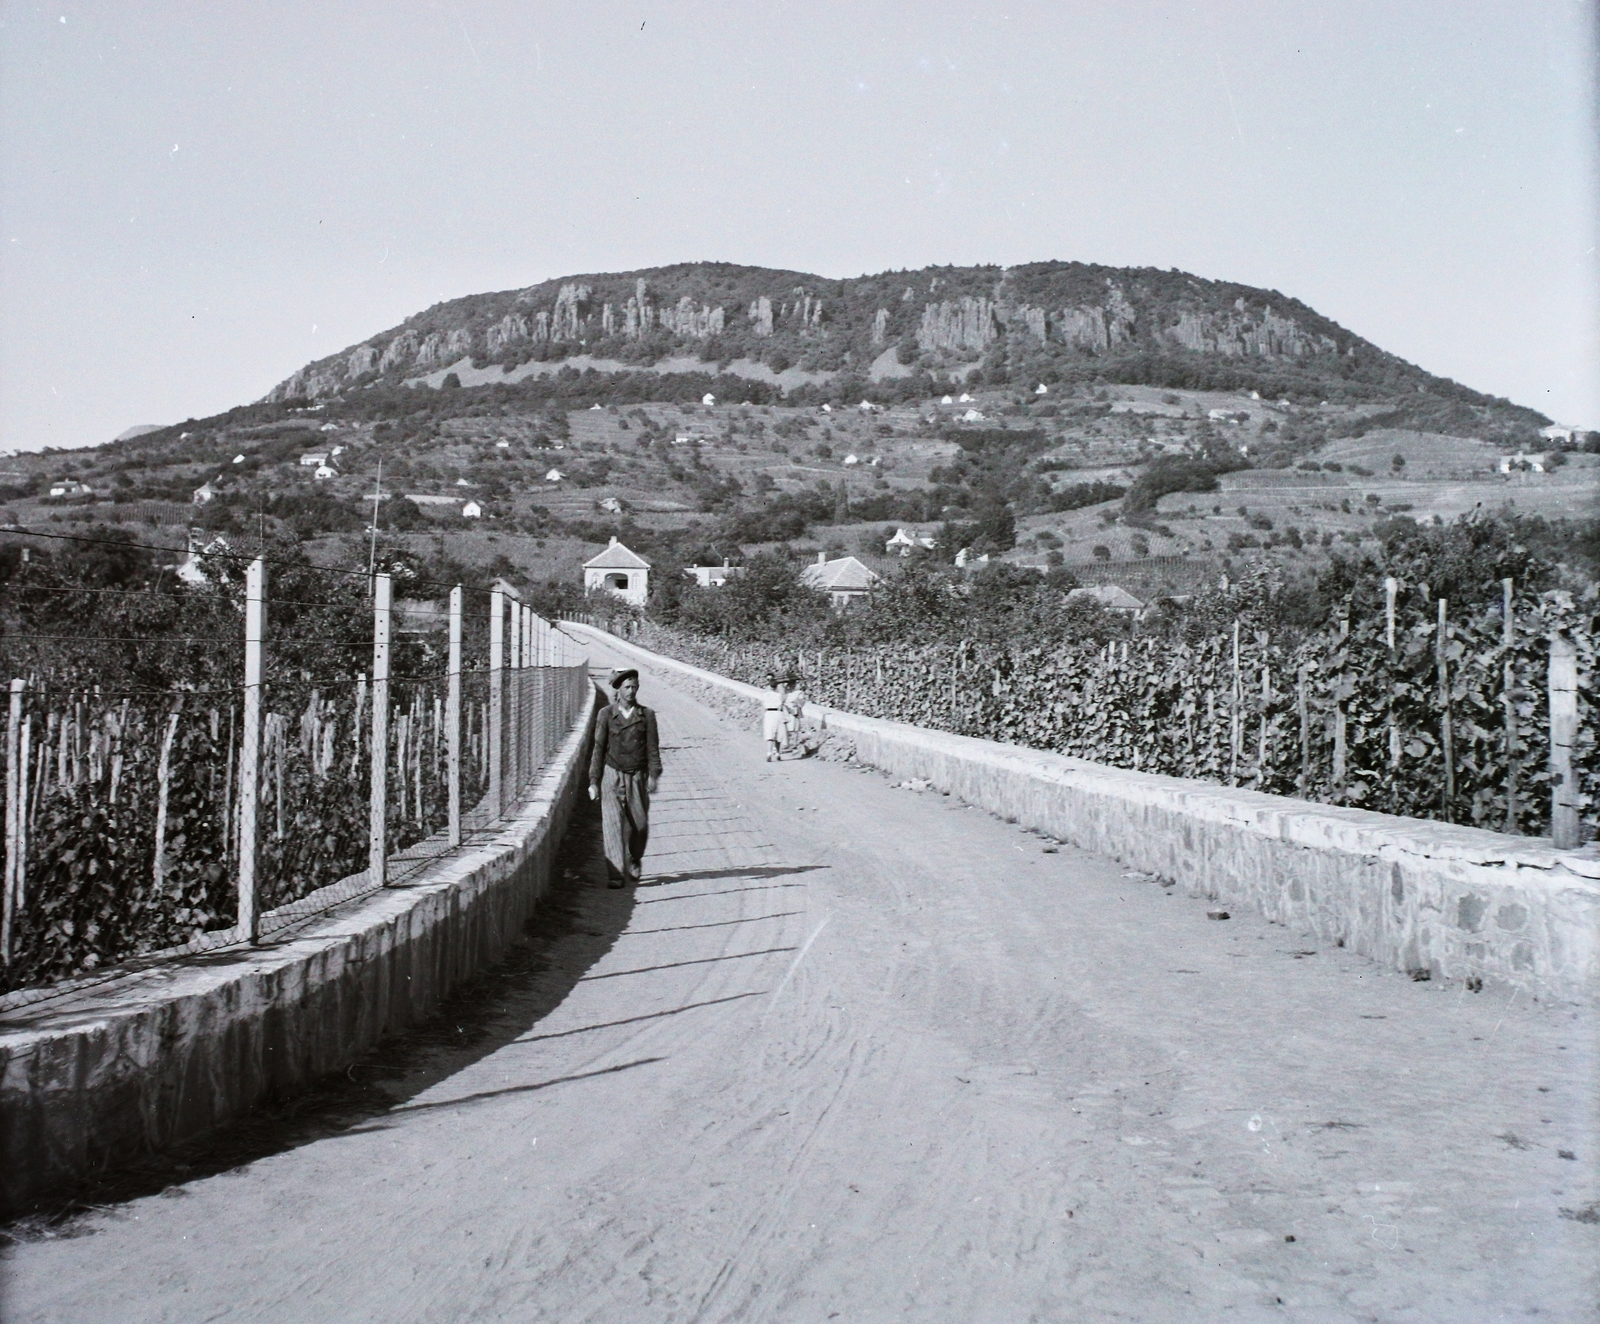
589;702;662;785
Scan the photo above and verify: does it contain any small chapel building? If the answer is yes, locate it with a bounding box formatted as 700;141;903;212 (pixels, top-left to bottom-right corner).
583;537;651;607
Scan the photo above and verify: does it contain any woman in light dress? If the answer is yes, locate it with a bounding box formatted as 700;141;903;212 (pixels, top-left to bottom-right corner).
762;673;789;761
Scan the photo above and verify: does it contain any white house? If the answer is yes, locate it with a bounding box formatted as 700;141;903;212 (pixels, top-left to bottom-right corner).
406;494;459;506
958;392;974;404
330;445;345;457
496;439;511;449
961;408;985;422
461;500;482;518
954;547;989;568
319;422;340;432
47;479;92;498
941;395;954;404
800;553;880;609
843;454;859;466
1539;425;1575;443
314;464;337;480
192;478;219;505
583;537;651;607
1499;452;1547;474
701;393;716;406
598;496;627;514
299;452;328;467
820;403;832;413
1034;384;1049;395
684;562;746;588
455;477;473;487
232;454;246;464
885;527;937;557
858;400;876;413
545;468;564;482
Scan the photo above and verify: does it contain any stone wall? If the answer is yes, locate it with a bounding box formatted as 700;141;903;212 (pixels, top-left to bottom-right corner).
0;685;602;1214
567;625;1600;1005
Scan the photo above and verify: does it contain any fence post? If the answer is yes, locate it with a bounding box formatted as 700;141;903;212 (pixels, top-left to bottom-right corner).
509;601;523;797
1385;576;1400;768
1501;579;1517;833
3;678;23;964
1332;619;1349;790
489;589;504;816
238;558;265;942
369;572;391;888
1296;662;1310;795
1549;634;1580;850
1438;598;1454;821
447;585;462;847
1230;620;1242;784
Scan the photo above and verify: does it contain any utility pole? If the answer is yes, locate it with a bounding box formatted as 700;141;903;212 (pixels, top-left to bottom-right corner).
367;457;383;596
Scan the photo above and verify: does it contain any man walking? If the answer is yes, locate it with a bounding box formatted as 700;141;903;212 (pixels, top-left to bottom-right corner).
588;668;661;887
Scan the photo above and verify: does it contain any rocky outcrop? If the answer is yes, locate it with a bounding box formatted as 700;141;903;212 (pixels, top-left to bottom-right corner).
487;313;529;354
748;296;774;337
917;297;999;353
1159;301;1337;358
551;283;591;340
658;297;726;339
379;331;420;372
346;344;379;376
872;309;890;345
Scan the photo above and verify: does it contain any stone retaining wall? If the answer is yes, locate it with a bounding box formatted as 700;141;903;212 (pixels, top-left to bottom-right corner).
0;683;602;1215
568;625;1600;1005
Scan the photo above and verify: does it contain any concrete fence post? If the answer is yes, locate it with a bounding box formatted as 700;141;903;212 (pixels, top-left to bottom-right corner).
509;601;523;798
2;678;24;964
238;558;266;942
1385;576;1400;768
488;589;503;817
1549;634;1580;850
1501;579;1517;833
1438;598;1455;821
447;585;462;848
369;572;391;887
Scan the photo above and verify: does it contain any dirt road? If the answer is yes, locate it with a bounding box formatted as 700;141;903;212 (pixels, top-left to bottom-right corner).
4;636;1596;1322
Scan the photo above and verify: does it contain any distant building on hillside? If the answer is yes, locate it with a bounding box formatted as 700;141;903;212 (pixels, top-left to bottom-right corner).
314;464;337;480
800;553;880;609
545;468;565;482
684;562;746;588
1499;452;1547;474
598;496;628;514
584;537;651;607
1067;584;1146;617
461;500;482;518
885;527;937;557
192;478;220;505
299;452;328;467
47;479;92;499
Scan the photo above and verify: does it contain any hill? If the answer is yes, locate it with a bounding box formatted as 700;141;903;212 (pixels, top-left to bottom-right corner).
261;260;1545;441
4;260;1590;609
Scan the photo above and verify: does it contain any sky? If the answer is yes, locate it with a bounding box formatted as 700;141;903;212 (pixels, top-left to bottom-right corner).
1;1;1596;452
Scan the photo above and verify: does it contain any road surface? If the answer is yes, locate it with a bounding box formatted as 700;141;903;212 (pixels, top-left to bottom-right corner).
4;635;1596;1322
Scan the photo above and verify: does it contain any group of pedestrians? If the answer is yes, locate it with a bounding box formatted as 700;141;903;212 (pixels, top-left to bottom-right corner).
761;672;808;762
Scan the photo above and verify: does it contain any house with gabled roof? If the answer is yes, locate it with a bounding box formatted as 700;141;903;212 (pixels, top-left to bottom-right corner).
583;537;651;606
800;552;880;609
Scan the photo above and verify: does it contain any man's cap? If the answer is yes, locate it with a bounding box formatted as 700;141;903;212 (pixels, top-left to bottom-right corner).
610;668;639;688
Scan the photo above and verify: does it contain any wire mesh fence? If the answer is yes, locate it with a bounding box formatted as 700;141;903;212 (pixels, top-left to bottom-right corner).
0;560;592;1008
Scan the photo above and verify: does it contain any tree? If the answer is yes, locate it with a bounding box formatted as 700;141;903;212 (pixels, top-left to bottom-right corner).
1391;453;1406;473
1092;544;1111;561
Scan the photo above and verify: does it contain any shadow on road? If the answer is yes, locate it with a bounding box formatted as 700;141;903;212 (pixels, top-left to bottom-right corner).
1;794;642;1241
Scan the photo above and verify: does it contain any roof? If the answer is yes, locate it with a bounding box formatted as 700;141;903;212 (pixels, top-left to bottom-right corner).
800;556;880;592
1067;585;1145;611
584;538;651;570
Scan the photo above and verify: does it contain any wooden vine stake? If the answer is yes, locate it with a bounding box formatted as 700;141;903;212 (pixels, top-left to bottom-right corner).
3;678;24;965
1230;620;1242;784
1501;579;1517;833
238;558;265;943
1549;634;1580;850
1437;598;1454;821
